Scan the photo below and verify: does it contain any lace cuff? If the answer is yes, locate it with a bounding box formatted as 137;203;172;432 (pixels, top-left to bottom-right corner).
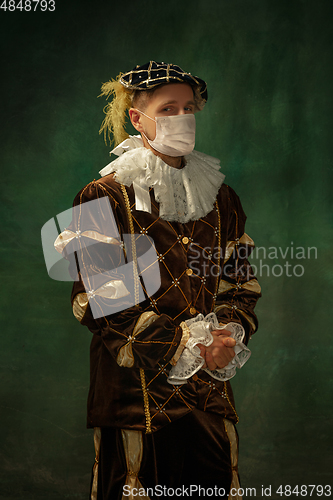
167;313;213;384
204;321;251;382
167;313;251;385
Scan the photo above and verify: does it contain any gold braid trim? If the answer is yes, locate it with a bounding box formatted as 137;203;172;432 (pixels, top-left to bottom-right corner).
140;368;152;434
99;73;132;146
211;200;221;311
120;184;151;433
120;184;140;305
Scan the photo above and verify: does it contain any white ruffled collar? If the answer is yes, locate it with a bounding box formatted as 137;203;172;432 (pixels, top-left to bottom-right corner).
99;135;225;223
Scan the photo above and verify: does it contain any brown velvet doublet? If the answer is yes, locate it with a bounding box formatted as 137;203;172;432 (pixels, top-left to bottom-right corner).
58;171;261;434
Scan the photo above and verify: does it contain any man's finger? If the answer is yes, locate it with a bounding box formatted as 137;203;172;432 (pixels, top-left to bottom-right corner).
211;329;233;337
222;337;236;348
205;351;217;371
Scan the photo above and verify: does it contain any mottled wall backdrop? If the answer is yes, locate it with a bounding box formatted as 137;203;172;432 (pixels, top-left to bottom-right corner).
0;0;332;498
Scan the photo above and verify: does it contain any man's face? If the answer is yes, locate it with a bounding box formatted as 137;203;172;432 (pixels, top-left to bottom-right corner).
134;83;195;141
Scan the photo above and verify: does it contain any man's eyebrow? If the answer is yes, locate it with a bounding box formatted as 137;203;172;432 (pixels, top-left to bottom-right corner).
159;100;177;106
159;99;195;106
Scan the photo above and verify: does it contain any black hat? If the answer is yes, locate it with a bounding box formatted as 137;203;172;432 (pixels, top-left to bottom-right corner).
119;61;208;102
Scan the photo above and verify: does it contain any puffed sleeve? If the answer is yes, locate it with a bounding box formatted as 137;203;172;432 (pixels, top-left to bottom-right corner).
214;186;261;344
54;179;182;369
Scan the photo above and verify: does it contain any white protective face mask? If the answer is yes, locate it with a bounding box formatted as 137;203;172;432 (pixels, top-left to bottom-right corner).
138;111;196;157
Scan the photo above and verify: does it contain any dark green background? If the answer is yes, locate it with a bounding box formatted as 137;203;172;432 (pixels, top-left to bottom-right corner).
1;0;332;498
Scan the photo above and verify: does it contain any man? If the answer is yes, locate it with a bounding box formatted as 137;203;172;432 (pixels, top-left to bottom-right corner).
55;61;261;499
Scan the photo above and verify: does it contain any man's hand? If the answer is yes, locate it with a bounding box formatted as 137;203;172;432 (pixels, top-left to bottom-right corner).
198;329;236;371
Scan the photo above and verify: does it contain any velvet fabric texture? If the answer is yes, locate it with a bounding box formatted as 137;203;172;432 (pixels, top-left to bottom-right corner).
95;410;236;500
60;171;260;432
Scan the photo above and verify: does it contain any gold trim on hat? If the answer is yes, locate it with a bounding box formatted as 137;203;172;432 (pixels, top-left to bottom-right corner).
119;60;207;99
147;60;152;81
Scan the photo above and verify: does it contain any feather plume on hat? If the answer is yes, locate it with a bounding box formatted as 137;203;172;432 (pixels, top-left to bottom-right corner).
99;73;132;147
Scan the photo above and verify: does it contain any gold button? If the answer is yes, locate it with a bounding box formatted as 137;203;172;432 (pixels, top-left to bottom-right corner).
186;268;193;276
190;307;196;315
182;236;189;244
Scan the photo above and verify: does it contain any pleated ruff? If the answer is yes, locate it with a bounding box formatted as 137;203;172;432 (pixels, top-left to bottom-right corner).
99;139;225;224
